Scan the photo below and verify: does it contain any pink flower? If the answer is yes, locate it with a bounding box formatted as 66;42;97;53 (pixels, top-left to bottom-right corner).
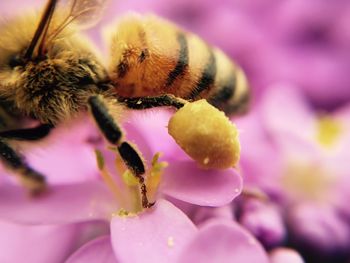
0;107;243;262
66;200;270;263
0;108;242;221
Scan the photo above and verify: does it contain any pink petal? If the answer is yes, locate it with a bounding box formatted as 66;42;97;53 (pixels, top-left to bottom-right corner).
274;133;322;167
260;84;316;140
0;181;116;224
0;220;79;263
22;116;101;184
161;160;242;206
66;236;118;263
110;199;197;263
190;205;234;226
25;143;99;184
236;111;284;192
123;109;180;159
178;220;270;263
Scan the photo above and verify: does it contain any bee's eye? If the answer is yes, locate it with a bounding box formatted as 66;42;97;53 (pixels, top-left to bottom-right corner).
9;55;25;68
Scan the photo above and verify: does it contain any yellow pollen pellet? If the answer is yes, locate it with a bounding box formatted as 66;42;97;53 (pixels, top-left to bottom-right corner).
168;99;240;169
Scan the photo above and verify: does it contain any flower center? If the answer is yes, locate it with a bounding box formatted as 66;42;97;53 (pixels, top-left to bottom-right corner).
283;162;333;202
95;149;167;213
316;115;342;148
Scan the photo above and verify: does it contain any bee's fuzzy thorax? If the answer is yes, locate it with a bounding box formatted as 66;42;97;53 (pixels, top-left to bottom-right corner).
0;13;108;124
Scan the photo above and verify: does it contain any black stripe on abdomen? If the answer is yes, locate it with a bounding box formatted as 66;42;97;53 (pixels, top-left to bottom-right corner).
165;32;189;87
208;74;236;106
209;75;250;114
224;91;251;115
188;47;217;100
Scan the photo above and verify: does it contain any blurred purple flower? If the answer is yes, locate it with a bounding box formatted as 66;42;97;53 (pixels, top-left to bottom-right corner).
237;85;350;257
236;197;286;249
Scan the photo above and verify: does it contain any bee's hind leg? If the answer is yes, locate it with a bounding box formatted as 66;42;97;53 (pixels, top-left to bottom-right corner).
88;95;154;209
0;124;53;194
118;94;187;110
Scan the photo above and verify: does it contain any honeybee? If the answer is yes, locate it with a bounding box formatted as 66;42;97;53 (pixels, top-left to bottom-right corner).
0;0;250;208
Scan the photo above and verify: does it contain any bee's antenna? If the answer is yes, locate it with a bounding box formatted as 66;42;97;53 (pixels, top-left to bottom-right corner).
24;0;57;60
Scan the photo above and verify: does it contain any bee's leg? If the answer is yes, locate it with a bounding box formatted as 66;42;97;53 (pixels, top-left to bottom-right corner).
0;124;53;194
88;95;154;208
0;138;46;194
0;124;53;141
118;94;186;110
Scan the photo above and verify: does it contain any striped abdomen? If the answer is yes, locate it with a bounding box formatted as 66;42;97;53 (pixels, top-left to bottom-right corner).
107;14;250;114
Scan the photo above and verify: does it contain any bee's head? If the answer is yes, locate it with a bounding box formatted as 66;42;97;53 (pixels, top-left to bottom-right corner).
0;10;107;124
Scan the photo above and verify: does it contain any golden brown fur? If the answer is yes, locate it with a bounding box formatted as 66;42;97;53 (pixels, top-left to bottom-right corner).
0;12;107;125
107;14;250;114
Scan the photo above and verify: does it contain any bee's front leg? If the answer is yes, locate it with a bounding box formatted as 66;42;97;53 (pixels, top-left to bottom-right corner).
0;124;53;141
88;95;154;209
0;124;53;194
0;139;45;194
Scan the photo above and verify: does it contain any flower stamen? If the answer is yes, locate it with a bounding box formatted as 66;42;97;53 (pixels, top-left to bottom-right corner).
95;149;167;213
95;150;125;203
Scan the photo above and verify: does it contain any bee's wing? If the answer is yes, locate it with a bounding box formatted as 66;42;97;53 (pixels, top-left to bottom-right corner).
45;0;109;44
26;0;109;59
58;0;109;29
